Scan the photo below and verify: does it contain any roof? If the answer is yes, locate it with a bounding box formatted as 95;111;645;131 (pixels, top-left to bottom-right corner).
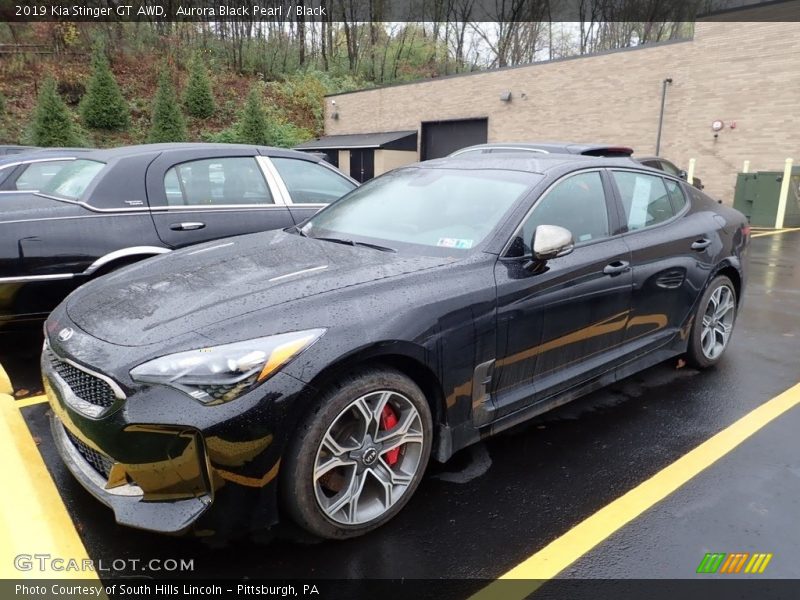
75;143;319;162
413;152;643;174
295;131;418;151
452;142;634;157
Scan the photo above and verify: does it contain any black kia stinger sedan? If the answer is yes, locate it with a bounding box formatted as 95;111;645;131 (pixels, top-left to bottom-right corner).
43;153;749;540
0;143;356;336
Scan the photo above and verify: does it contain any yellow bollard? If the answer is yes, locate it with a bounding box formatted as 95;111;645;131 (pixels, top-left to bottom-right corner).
775;158;794;229
686;158;696;183
743;160;750;174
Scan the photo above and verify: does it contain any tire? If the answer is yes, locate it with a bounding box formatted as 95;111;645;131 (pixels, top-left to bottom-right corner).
281;367;433;540
685;275;738;369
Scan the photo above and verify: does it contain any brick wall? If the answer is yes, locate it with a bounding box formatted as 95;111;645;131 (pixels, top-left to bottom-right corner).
324;14;800;202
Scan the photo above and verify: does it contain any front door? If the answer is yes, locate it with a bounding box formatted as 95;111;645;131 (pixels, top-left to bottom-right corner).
145;150;294;249
492;170;633;416
349;149;374;183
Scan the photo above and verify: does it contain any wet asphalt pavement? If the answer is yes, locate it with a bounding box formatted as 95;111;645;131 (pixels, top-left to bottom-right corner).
4;231;800;583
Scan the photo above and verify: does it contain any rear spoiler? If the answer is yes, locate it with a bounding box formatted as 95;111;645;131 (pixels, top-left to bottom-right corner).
580;146;634;158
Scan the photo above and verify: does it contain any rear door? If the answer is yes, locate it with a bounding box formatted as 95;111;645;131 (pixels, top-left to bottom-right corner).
609;169;717;354
145;149;293;248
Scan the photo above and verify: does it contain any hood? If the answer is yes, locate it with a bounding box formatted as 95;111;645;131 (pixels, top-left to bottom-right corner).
66;230;452;346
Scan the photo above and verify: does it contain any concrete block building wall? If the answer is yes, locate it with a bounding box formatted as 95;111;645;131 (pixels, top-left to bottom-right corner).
323;12;800;203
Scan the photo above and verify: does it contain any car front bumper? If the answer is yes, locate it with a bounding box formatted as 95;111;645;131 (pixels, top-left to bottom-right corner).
42;330;311;537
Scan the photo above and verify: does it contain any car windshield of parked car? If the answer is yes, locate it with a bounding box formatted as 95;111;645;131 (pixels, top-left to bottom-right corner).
301;167;537;252
38;159;104;200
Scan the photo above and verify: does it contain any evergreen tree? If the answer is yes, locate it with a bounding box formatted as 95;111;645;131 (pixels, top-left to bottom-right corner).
235;84;270;145
29;77;84;147
148;69;187;143
80;44;129;130
183;56;215;119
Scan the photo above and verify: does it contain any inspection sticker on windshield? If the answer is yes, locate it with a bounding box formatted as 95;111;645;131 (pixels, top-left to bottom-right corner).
437;238;473;249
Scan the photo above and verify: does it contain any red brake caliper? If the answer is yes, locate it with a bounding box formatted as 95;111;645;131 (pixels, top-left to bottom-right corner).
380;404;401;466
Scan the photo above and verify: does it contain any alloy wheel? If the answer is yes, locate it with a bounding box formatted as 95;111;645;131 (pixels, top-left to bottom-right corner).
700;283;736;360
313;390;424;526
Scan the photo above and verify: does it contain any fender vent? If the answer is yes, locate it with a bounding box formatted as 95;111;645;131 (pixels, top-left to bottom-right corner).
656;270;685;289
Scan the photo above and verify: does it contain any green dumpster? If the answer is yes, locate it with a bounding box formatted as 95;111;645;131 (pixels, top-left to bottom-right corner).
733;167;800;227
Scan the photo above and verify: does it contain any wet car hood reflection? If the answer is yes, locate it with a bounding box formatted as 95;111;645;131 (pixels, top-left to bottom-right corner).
66;230;453;346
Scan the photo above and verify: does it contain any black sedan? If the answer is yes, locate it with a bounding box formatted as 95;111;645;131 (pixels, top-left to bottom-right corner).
0;143;356;335
43;153;749;540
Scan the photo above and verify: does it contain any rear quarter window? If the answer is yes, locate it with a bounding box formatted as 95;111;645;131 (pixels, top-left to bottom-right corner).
612;170;676;231
664;178;688;213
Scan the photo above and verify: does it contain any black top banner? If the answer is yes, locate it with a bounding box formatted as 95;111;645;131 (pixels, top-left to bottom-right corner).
2;0;800;23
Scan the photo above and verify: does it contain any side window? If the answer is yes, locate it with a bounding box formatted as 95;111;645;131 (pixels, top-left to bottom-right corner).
164;157;273;207
15;160;72;190
271;157;356;204
507;171;609;256
612;171;675;231
664;178;687;213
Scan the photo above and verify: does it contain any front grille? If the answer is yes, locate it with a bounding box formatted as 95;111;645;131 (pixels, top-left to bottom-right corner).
46;350;116;409
64;427;113;479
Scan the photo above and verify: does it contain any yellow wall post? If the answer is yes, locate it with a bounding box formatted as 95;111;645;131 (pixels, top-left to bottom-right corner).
775;158;794;229
687;158;696;183
742;160;750;173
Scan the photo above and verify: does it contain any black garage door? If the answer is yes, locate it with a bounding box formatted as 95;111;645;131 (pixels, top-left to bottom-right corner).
421;118;488;160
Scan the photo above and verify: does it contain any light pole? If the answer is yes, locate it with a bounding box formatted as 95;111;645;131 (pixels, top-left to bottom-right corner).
655;77;673;156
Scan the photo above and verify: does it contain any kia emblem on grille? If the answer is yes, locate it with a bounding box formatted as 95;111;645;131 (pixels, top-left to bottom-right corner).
58;327;74;342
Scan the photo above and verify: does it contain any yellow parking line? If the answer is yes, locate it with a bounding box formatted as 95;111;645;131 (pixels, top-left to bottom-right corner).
16;394;48;408
0;362;11;395
0;393;97;580
470;382;800;599
751;227;800;238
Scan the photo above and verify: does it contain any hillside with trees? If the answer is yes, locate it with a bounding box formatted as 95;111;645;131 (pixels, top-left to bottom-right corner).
0;4;701;147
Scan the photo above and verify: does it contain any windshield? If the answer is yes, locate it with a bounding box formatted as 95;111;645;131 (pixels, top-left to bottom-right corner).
39;159;104;200
301;167;538;253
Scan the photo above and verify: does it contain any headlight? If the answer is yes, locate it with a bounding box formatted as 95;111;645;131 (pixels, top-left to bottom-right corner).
130;329;325;404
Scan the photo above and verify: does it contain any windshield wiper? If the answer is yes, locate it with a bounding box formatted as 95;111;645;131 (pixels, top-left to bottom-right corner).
313;236;396;253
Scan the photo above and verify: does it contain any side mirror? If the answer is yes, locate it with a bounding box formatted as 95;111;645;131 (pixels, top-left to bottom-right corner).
678;169;688;180
531;224;574;261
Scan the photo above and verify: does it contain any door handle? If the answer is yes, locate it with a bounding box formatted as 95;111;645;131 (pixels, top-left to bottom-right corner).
691;238;711;250
603;260;630;275
169;222;206;231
